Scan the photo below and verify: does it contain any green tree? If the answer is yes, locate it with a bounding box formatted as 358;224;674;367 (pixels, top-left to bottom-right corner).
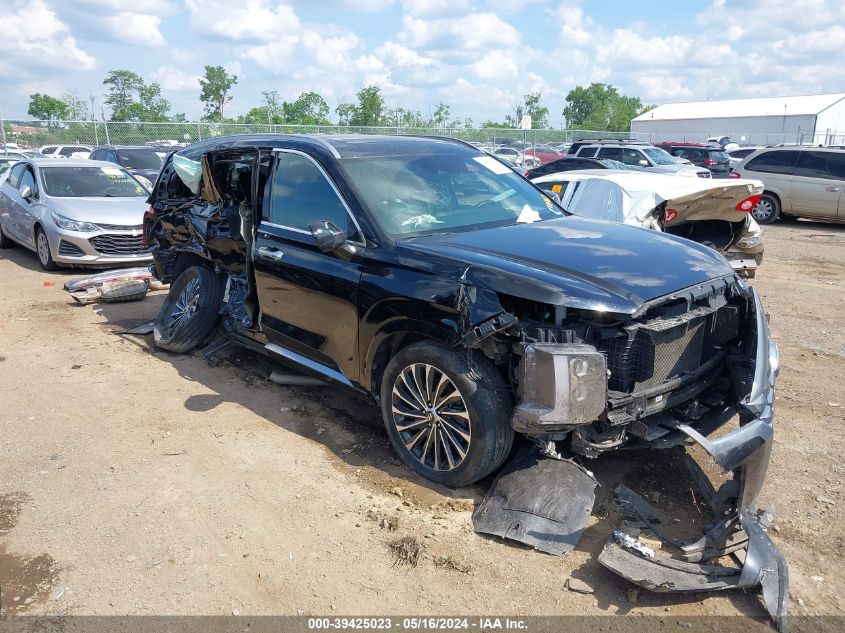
505;92;548;129
283;92;330;125
27;93;69;122
430;101;451;128
103;69;144;121
563;83;650;132
199;65;238;121
335;102;356;125
127;82;171;121
350;85;385;126
61;91;89;120
482;120;510;129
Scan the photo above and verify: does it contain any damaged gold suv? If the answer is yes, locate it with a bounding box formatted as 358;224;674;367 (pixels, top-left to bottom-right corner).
145;135;787;628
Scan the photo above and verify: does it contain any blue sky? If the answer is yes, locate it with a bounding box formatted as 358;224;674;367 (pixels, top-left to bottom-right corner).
2;0;844;125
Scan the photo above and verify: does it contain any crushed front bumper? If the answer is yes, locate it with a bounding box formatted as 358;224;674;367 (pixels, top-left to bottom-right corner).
598;288;788;631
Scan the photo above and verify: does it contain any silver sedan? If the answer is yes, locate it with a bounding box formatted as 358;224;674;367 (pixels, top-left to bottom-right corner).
0;158;153;270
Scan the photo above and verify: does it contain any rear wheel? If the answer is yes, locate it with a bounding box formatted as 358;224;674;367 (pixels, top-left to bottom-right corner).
381;341;514;488
153;265;225;353
35;228;57;270
752;193;780;224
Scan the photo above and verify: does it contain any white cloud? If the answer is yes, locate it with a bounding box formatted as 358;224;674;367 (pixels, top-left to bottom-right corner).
100;12;166;46
153;66;201;92
185;0;301;42
0;0;95;73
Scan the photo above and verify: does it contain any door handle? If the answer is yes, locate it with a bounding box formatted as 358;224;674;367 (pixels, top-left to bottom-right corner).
826;186;840;192
257;246;284;261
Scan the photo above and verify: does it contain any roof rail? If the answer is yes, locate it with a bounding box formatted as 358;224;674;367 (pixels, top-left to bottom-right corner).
575;138;650;145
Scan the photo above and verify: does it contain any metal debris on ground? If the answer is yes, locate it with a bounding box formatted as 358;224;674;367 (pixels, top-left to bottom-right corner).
64;267;167;304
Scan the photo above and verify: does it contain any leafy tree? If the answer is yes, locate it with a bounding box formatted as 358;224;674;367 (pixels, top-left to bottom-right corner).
27;93;69;122
335;102;356;125
199;65;238;121
61;91;89;120
482;120;510;129
430;101;451;128
127;82;171;121
350;85;385;126
563;83;650;132
263;90;282;122
505;92;548;129
283;92;330;125
103;69;144;121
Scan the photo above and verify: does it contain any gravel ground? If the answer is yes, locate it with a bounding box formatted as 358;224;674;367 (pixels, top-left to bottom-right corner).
0;221;843;629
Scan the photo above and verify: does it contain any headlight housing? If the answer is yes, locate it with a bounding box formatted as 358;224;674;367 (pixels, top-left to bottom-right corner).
512;344;607;433
736;230;765;248
51;211;99;232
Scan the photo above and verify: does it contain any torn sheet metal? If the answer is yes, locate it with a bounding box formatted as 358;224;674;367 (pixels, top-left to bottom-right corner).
472;447;596;555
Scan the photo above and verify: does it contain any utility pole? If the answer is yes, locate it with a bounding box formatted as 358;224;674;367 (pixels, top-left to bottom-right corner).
90;92;99;146
101;106;110;145
0;104;7;148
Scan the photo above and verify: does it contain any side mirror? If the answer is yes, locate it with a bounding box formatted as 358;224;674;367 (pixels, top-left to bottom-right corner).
308;220;346;252
638;159;649;167
19;185;33;201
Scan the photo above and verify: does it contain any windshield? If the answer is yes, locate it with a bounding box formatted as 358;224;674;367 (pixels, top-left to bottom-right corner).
41;166;148;197
0;161;13;175
341;153;562;237
643;148;677;165
117;149;164;171
597;159;636;170
709;150;729;161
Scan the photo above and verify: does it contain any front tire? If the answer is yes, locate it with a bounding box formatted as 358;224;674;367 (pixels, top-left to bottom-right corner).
153;265;225;353
381;341;514;488
35;228;57;270
752;193;780;224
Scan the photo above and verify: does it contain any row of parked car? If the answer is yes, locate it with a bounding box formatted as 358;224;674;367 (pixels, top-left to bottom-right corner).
0;144;167;269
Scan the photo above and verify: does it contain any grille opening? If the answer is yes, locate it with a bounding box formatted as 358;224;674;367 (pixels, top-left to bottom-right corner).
89;234;150;255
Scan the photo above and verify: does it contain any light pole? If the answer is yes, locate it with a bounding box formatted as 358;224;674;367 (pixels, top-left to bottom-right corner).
90;92;99;145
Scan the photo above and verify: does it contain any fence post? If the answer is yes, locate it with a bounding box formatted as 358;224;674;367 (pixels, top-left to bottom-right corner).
197;122;202;141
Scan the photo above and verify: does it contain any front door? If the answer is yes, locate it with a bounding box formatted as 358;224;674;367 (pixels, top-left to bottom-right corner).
253;150;364;384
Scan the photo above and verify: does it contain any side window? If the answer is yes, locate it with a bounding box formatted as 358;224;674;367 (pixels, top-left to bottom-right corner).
577;146;599;158
794;151;845;180
745;151;799;175
58;147;77;157
105;151;119;164
7;163;26;188
18;167;38;196
622;148;646;165
267;152;358;240
597;147;622;161
41;146;56;155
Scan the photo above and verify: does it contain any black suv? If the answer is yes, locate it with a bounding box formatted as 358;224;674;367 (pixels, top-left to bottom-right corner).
655;142;732;177
89;146;165;188
145;135;785;622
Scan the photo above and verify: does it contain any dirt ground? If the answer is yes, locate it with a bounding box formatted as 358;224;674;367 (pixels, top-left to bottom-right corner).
1;221;843;627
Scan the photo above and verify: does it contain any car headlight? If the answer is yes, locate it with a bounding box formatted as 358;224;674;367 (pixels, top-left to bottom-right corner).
51;211;99;232
133;175;153;192
736;231;764;248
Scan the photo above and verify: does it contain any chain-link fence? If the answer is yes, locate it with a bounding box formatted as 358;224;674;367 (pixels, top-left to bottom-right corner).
0;119;649;150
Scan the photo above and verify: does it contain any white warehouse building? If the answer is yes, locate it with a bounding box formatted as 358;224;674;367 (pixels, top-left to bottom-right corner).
630;93;845;146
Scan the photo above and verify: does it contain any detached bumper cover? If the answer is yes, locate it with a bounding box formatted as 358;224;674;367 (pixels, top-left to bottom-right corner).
599;288;788;631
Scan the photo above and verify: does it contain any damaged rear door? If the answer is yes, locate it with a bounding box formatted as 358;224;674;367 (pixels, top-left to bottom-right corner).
253;149;365;385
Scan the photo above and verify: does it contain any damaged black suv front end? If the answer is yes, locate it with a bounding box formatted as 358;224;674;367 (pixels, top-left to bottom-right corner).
475;273;786;628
